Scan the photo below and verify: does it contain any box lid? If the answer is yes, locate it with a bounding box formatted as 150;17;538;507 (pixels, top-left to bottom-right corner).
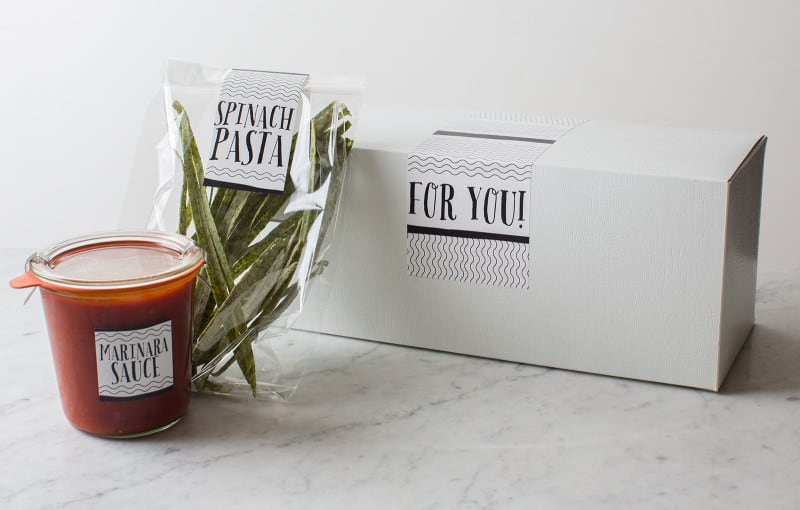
355;103;762;182
537;121;763;182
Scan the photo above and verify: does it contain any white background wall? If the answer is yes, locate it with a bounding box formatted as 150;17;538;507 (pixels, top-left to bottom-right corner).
2;0;798;270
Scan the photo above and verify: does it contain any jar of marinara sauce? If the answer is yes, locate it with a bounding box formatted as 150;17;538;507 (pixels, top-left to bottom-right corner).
10;231;204;438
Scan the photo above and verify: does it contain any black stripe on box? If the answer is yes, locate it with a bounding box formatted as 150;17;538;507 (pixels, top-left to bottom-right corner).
433;130;556;144
407;225;529;244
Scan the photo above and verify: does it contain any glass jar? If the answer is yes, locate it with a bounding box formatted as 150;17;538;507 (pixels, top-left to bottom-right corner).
10;231;204;438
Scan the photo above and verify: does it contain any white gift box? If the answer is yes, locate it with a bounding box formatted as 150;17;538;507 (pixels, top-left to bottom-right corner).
296;107;766;391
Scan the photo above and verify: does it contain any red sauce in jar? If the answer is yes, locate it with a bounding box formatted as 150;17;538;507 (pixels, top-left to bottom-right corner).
10;232;204;438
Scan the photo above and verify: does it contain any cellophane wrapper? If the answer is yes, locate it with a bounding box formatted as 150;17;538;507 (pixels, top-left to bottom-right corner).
148;60;362;399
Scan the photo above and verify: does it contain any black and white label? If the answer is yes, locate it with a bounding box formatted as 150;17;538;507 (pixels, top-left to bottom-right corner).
204;69;309;193
407;116;582;289
95;320;174;401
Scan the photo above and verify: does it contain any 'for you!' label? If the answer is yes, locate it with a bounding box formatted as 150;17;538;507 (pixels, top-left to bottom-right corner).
406;116;583;289
95;320;174;400
204;69;309;194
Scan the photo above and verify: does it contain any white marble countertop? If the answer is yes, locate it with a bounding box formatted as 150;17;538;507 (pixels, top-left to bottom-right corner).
1;247;799;509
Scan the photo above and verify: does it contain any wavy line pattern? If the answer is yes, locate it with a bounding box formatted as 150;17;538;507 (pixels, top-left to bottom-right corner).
413;135;549;167
219;91;302;102
408;164;530;182
222;80;300;91
95;321;171;343
221;81;299;92
205;165;284;183
220;70;306;104
95;339;170;348
95;331;169;339
222;81;298;94
219;88;300;99
408;158;531;181
407;233;529;289
99;377;173;391
98;378;174;397
225;72;307;87
409;154;530;170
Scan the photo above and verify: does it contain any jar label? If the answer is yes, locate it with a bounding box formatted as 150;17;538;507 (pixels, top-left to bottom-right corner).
94;320;174;400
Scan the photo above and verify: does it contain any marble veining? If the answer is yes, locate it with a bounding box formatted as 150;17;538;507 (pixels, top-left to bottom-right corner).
1;247;799;509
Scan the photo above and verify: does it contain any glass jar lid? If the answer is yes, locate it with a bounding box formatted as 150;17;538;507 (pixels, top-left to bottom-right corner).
24;231;204;290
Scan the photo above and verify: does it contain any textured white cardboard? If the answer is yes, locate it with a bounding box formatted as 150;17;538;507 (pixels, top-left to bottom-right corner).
296;107;766;390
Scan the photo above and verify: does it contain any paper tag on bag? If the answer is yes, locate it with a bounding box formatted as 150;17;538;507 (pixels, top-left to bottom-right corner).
406;115;583;289
203;69;309;193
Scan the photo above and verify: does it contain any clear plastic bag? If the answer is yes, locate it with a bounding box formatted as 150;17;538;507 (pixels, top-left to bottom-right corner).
148;60;363;399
